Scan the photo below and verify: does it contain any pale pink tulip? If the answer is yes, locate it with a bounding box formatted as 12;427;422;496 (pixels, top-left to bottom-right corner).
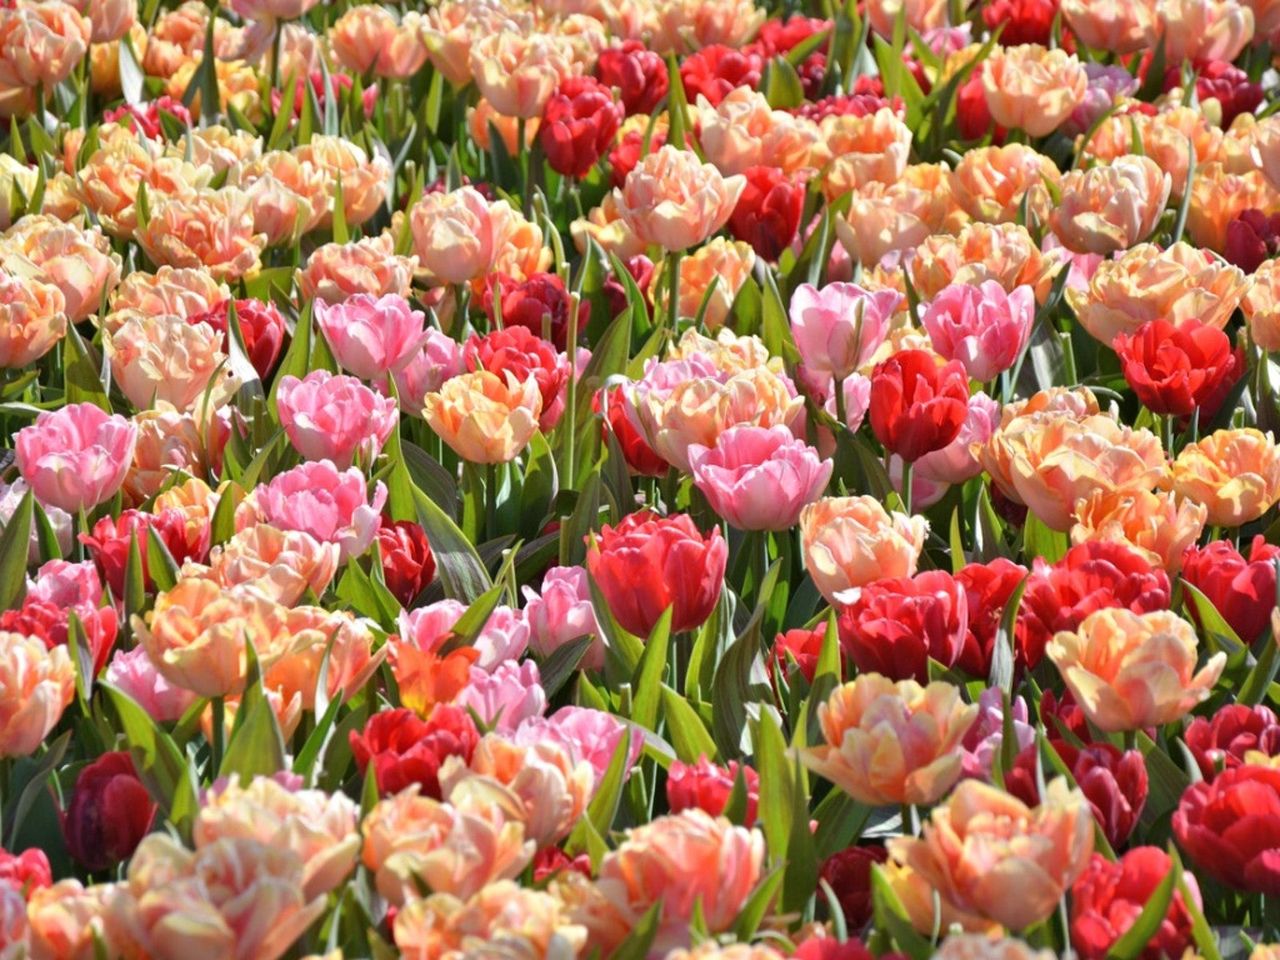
789;281;901;380
15;403;137;514
387;329;464;418
688;425;832;531
104;646;198;723
397;601;528;670
453;660;547;731
314;293;428;381
920;280;1036;382
514;706;643;784
522;565;605;671
276;370;399;468
26;559;102;608
244;460;387;562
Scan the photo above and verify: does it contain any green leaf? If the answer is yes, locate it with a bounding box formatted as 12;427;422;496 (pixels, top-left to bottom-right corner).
664;53;689;150
629;607;672;733
1023;513;1069;564
63;322;111;411
518;431;557;540
122;530;147;627
1182;580;1245;651
292;690;343;787
411;481;492;601
439;579;505;654
1104;848;1179;960
1173;847;1222;960
146;525;180;593
102;683;198;840
3;731;70;849
870;864;932;960
1137;730;1191;832
0;489;32;610
733;867;785;941
566;733;631;855
1239;633;1280;707
1170;136;1195;246
331;172;349;243
988;574;1027;695
219;641;286;781
539;635;592;699
754;710;793;862
606;900;662;960
763;56;805;109
660;685;717;762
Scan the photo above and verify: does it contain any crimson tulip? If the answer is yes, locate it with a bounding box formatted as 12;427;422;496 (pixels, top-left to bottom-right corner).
868;349;969;463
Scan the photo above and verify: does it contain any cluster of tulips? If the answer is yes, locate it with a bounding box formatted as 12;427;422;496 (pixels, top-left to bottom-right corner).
4;0;1280;955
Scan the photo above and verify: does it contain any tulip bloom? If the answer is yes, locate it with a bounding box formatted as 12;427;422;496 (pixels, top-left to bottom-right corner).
313;293;428;381
15;403;137;514
375;519;435;607
351;706;479;799
1185;704;1280;780
982;44;1087;137
1172;428;1280;527
586;511;727;637
1070;488;1207;573
1047;608;1225;732
616;145;746;252
424;370;543;464
1050;156;1171;255
688;425;832;531
800;495;928;605
539;77;623;179
801;674;977;806
1181;537;1280;642
1071;848;1201;960
464;326;568;432
277;371;399;468
595;40;668;116
0;632;74;759
788;281;900;381
837;571;969;682
920;281;1035;382
1174;765;1280;894
667;757;760;826
1114;318;1244;419
522;565;606;671
241;460;388;562
887;778;1094;933
62;752;154;873
727;165;805;262
869;349;970;463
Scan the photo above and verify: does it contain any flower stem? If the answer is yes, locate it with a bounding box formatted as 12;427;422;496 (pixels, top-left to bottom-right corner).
665;249;682;338
900;458;914;515
210;696;225;777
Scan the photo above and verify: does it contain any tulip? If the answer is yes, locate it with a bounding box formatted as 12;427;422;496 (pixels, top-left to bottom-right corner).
327;5;426;78
104;646;197;723
62;752;154;873
0;267;66;370
616;145;746;252
0;632;74;759
1173;428;1280;527
1047;608;1225;732
468;30;574;119
393;881;586;959
1018;539;1172;669
374;519;435;607
1174;764;1280;894
954;558;1029;676
667;756;760;826
1224;208;1280;273
105;313;237;413
1185;704;1280;780
887;778;1094;932
0;847;49;896
595;40;668;116
80;507;207;599
837;571;969;682
539;76;623;180
1181;537;1280;642
312;293;427;382
1157;0;1255;63
597;810;764;953
297;234;417;305
595;384;668;477
688;425;832;532
1071;848;1201;960
788;281;900;381
463;326;567;431
350;705;479;799
1061;0;1158;53
185;298;285;381
911;221;1065;303
921;281;1035;382
207;523;340;606
869;349;970;464
1070;488;1208;573
800;495;928;605
801;673;977;806
513;706;641;783
586;511;727;637
981;44;1087;137
961;688;1036;780
522;565;605;671
838;163;965;266
276;371;399;468
1050;156;1171;255
820;846;888;932
15;402;137;514
424;370;543;464
651;237;756;331
243;459;387;562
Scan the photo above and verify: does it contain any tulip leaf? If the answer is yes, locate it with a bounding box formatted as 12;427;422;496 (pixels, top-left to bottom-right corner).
869;864;932;960
988;574;1027;695
1104;848;1180;960
122;529;147;629
335;557;400;631
1182;580;1245;652
566;732;631;856
3;730;70;850
270;301;313;418
293;689;344;788
438;579;504;654
1173;847;1223;960
607;899;662;960
0;488;32;611
1022;513;1069;564
592;567;645;684
813;787;873;858
1238;631;1280;706
145;525;180;594
629;606;672;733
754;709;794;863
763;56;806;109
63;322;111;412
518;431;557;541
102;683;198;841
208;481;242;547
604;253;649;340
733;866;784;941
664;53;688;151
411;480;491;602
563;472;603;568
802;612;841;747
400;440;459;521
219;641;286;782
659;685;717;763
782;752;820;914
1137;730;1191;833
538;635;592;699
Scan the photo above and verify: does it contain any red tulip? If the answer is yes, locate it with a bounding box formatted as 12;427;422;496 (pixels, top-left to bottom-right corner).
1071;848;1201;960
1017;540;1171;669
0;848;50;898
1185;704;1280;781
982;0;1058;45
679;45;764;107
103;95;191;139
481;272;582;351
595;40;668;116
1174;764;1280;894
586;511;727;637
819;845;888;932
539;76;623;180
793;939;878;960
187;298;287;382
1181;536;1280;643
63;752;156;872
80;509;205;600
464;325;567;431
868;349;969;463
376;519;435;607
1041;688;1093;744
772;625;825;686
594;385;668;477
531;846;593;883
836;570;968;682
1224;208;1280;273
602;255;655;321
0;598;117;675
667;756;759;826
1113;318;1243;419
954;557;1028;677
608;127;666;188
350;705;479;798
728;165;805;262
1163;60;1262;128
956;71;1004;142
1008;740;1148;848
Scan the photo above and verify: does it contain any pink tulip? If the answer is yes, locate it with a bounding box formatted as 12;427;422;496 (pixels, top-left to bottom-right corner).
276;370;399;468
247;460;387;562
314;293;428;380
453;660;547;731
15;403;137;514
514;706;642;784
105;646;198;723
397;600;528;670
890;393;1002;508
387;329;464;418
522;565;605;671
688;425;833;532
26;560;103;608
961;688;1034;781
397;599;465;654
821;373;872;432
920;280;1035;382
789;282;901;380
0;480;72;564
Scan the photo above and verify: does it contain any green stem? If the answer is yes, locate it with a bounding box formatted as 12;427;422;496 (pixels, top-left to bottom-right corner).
563;290;580;485
900;458;913;515
665;249;682;337
834;374;847;427
485;462;498;540
210;696;225;777
271;19;284;94
461;461;484;542
516;117;529;215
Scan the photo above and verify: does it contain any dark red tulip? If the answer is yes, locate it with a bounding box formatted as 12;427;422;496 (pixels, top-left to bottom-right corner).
1181;536;1280;643
1224;208;1280;273
837;570;968;682
187;298;287;382
595;40;669;116
481;272;582;352
983;0;1059;45
1184;704;1280;781
1008;740;1147;848
728;165;805;262
819;845;889;932
539;76;623;180
376;518;435;607
63;752;156;873
1174;764;1280;894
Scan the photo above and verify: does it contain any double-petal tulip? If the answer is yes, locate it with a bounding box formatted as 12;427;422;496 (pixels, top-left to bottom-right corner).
15;402;137;514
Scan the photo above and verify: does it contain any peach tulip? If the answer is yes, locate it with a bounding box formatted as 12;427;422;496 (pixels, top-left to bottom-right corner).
953;144;1059;225
1062;0;1159;53
134;189;266;282
0;632;74;758
424;370;543;464
1050;156;1171;255
206;524;340;607
1172;428;1280;527
837;164;968;266
1243;257;1280;351
0;265;66;368
1070;488;1208;572
800;495;929;604
982;45;1087;138
105;313;237;413
295;234;417;305
910;222;1066;303
616;145;746;252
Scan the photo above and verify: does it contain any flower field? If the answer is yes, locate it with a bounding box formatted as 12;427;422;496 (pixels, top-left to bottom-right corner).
2;0;1280;956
